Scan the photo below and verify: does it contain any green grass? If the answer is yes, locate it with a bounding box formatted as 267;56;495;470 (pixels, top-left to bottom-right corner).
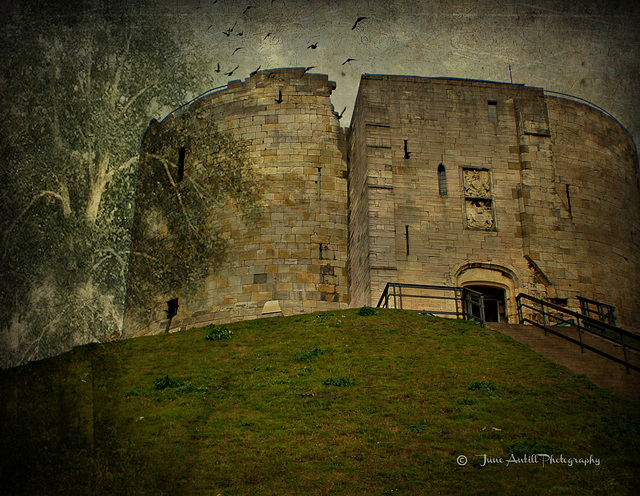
1;309;639;495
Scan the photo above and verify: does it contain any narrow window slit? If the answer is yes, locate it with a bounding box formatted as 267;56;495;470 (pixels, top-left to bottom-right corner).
438;164;447;196
405;225;410;256
566;184;572;217
317;167;322;200
404;140;411;159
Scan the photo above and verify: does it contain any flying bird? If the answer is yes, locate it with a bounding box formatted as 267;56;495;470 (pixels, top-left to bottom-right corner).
264;32;271;40
222;21;237;36
232;47;244;55
224;65;239;76
250;65;261;77
308;42;318;49
275;89;283;103
342;58;356;65
243;6;253;14
333;106;346;120
352;16;368;29
299;66;316;77
237;31;243;36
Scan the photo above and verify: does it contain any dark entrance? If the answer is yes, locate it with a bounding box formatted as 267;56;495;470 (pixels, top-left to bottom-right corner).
466;285;507;323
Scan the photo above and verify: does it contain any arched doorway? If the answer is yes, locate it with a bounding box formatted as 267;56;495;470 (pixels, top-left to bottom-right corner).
464;285;507;323
454;263;518;323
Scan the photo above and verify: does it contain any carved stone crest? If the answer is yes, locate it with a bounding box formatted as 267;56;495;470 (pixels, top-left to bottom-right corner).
463;169;491;198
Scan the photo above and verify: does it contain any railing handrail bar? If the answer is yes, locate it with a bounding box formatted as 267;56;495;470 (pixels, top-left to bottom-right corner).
518;300;640;353
377;282;466;307
383;282;464;291
522;318;640;373
517;293;635;338
576;295;616;309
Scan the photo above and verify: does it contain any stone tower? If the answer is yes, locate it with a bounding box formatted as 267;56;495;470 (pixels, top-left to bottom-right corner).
123;69;349;337
124;71;640;336
348;75;640;326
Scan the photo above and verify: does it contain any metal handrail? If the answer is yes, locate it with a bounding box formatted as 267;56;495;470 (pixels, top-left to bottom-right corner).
516;293;639;374
376;282;486;328
577;295;617;327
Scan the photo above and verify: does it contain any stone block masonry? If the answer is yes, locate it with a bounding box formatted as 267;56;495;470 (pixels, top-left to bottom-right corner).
348;75;640;327
124;68;348;337
124;70;640;336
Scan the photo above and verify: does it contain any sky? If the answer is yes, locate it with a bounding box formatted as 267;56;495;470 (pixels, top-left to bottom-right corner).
153;0;640;144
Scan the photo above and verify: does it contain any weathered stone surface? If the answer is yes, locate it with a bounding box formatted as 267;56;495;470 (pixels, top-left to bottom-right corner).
125;72;640;336
348;75;640;327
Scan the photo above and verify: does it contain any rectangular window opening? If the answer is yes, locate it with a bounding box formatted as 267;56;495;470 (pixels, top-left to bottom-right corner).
488;101;498;122
404;139;410;159
566;184;573;218
317;167;322;200
166;298;179;320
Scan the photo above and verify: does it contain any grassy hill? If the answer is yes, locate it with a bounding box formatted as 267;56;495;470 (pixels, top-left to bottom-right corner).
1;308;639;495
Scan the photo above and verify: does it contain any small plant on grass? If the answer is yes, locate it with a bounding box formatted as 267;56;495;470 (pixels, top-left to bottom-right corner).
204;324;234;341
466;380;498;391
153;375;185;390
358;306;379;316
466;380;500;399
291;347;325;362
408;420;428;433
324;377;358;387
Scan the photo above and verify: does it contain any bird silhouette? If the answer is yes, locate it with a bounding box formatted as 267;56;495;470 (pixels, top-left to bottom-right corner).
244;6;253;14
232;47;243;55
224;65;239;76
215;63;221;73
264;32;271;40
222;21;237;36
342;58;356;65
250;65;261;77
333;107;346;120
299;66;316;78
237;31;243;36
275;89;283;103
207;24;213;31
308;42;318;49
352;16;368;29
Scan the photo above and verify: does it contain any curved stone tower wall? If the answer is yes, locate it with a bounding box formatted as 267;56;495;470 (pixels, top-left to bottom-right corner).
124;71;640;336
348;75;640;328
546;97;640;325
124;68;349;337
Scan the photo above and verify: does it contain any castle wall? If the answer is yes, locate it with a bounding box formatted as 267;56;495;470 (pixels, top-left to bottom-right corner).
546;97;640;325
348;75;640;327
124;69;349;337
124;70;640;335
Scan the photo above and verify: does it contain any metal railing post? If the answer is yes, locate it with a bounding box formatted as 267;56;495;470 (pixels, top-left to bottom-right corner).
517;294;524;324
621;334;630;375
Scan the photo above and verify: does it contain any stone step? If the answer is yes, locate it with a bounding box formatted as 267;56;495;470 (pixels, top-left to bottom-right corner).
487;322;640;403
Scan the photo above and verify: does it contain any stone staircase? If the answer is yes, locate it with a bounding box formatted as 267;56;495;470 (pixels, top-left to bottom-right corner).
487;322;640;402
